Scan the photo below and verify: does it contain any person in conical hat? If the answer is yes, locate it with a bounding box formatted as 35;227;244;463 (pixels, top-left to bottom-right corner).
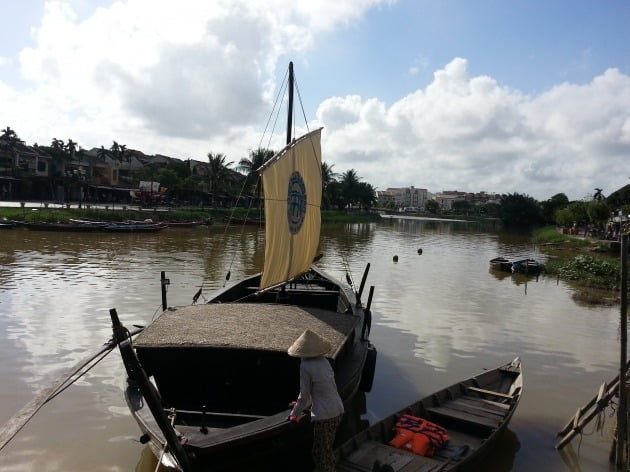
288;329;344;472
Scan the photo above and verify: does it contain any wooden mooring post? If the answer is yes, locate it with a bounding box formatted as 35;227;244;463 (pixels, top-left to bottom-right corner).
555;234;629;470
615;234;629;467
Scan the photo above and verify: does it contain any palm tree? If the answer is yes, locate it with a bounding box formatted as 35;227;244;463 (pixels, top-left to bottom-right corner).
1;126;23;170
50;138;67;176
321;162;338;209
66;139;77;159
207;152;234;196
593;188;604;201
356;182;377;210
97;145;108;160
340;169;361;208
237;148;275;197
321;161;337;188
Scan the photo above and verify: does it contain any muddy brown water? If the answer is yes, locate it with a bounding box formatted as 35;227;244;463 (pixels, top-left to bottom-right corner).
0;217;622;471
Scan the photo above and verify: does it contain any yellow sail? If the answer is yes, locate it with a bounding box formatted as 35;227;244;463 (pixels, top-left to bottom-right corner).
259;128;322;290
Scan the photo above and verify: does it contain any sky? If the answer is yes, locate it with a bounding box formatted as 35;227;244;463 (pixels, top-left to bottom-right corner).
1;0;629;201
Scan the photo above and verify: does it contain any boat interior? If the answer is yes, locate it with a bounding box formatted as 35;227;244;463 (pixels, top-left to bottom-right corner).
210;270;353;313
336;362;522;470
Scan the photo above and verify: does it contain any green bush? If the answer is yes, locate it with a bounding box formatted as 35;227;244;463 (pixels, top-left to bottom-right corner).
557;255;620;288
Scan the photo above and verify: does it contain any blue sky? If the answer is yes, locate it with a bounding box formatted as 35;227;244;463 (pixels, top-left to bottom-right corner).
1;0;629;200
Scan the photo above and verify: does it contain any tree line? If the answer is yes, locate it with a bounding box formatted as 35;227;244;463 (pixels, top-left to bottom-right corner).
1;127;378;210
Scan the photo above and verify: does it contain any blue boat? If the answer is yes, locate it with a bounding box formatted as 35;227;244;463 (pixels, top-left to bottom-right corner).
511;258;541;274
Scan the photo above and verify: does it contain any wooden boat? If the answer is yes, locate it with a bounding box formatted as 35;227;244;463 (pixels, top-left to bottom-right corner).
109;62;377;472
23;221;107;232
489;257;512;272
103;222;166;233
336;358;523;472
511;258;541;274
0;219;16;229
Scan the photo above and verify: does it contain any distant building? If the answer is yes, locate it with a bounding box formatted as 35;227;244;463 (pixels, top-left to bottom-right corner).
377;186;428;209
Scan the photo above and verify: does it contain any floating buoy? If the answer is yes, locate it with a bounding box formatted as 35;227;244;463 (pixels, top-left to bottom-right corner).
393;255;398;262
417;248;423;255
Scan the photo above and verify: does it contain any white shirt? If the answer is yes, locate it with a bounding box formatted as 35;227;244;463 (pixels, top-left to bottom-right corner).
290;357;344;421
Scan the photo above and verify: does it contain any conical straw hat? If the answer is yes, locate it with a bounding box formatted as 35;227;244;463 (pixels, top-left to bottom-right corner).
287;329;331;358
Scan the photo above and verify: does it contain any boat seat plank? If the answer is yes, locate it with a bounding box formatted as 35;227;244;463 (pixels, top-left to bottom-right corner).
447;399;506;418
427;406;501;429
459;395;510;411
337;440;444;472
435;402;503;424
466;386;513;400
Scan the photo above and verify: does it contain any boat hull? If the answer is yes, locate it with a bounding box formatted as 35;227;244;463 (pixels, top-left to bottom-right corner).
489;257;512;272
335;358;523;471
24;222;107;231
114;266;374;471
511;258;541;274
103;223;165;232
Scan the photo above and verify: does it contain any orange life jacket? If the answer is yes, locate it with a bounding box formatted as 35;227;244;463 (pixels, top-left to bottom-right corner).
388;414;449;457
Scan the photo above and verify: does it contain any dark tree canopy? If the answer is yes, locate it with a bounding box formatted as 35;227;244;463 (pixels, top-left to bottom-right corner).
499;193;542;229
540;192;569;224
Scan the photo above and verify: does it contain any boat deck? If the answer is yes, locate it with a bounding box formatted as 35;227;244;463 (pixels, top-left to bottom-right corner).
134;303;360;357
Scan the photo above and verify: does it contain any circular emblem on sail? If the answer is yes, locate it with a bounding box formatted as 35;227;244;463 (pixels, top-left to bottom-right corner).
287;171;307;234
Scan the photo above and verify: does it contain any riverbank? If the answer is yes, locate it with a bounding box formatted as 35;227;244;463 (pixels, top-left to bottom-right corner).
533;226;623;305
0;203;382;224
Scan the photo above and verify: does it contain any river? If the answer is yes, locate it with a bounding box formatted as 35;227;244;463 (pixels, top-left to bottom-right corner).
0;217;622;471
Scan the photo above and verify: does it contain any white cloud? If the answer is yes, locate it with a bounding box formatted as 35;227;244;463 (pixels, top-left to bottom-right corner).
318;59;630;200
0;0;628;201
2;0;388;155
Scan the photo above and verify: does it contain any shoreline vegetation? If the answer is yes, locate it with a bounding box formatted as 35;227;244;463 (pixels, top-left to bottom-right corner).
533;226;623;305
0;205;383;225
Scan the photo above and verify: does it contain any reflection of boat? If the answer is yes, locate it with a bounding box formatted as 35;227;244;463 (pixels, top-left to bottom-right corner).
336;358;522;472
109;62;377;472
224;215;265;226
24;221;106;232
161;221;202;228
103;222;166;233
512;258;541;274
489;257;512;272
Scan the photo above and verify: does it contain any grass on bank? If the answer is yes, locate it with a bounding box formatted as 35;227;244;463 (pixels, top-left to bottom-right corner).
533;226;622;294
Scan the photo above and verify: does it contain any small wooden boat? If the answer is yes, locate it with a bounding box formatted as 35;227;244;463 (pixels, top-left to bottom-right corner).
511;258;541;274
23;221;107;232
336;358;522;472
489;257;512;272
103;222;166;233
0;219;16;229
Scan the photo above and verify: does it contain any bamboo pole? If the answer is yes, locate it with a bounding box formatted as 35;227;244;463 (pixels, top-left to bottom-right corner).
615;234;628;467
0;328;143;452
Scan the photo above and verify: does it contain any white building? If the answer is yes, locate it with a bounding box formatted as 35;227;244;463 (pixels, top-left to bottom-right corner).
377;186;428;209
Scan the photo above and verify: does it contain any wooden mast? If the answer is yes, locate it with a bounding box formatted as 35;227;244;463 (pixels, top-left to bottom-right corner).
286;61;294;145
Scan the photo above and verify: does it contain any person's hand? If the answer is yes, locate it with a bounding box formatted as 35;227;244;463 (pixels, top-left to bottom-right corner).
288;415;299;423
288;401;297;408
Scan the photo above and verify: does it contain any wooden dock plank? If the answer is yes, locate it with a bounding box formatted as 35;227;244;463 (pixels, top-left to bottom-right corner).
428;406;501;429
461;394;510;410
466;386;513;400
337;440;444;472
448;399;506;418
